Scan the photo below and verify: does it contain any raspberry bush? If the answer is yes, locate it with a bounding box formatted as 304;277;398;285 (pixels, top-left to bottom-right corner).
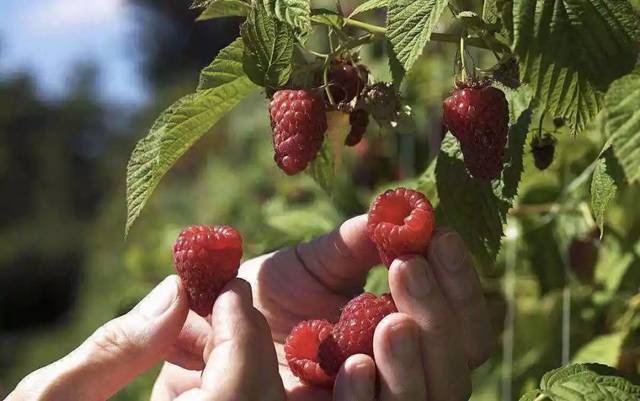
124;0;640;399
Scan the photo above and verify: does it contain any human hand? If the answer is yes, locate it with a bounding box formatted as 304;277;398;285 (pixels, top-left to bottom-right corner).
157;215;495;401
7;276;285;401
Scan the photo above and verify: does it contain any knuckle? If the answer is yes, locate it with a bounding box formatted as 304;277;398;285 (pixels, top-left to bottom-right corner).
91;319;141;359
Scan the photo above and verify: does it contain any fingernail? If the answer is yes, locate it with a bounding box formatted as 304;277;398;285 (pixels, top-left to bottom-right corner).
389;322;418;362
393;257;431;298
435;232;467;272
137;276;179;319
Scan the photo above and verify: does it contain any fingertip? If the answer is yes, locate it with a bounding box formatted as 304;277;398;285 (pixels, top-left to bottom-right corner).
335;354;376;401
388;256;433;301
213;278;254;315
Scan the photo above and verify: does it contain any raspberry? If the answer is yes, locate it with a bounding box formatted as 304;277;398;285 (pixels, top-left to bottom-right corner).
367;188;435;267
270;90;328;175
530;133;556;171
442;81;509;180
318;293;397;375
345;109;369;146
327;60;368;105
285;320;334;387
173;225;243;316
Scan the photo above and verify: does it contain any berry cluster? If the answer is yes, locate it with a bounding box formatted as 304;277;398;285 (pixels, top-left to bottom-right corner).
285;293;397;387
285;187;436;387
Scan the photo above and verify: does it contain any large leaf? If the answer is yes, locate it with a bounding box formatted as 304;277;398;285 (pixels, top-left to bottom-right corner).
198;37;246;89
241;1;294;88
350;0;388;17
591;148;625;232
386;0;448;75
512;0;640;136
126;40;258;235
263;0;311;38
196;0;250;21
519;363;640;401
605;67;640;184
435;108;532;268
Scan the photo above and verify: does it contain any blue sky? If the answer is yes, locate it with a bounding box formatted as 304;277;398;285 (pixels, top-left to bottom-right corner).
0;0;148;105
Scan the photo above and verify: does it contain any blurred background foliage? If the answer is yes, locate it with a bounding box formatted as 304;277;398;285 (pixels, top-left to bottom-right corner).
1;0;639;399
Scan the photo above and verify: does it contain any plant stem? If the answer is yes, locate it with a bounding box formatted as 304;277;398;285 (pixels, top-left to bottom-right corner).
341;18;490;49
460;34;467;81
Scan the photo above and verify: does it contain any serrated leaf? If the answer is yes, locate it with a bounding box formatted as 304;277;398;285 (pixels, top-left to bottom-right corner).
198;38;245;89
605;67;640;184
386;0;448;75
126;40;258;235
512;0;640;136
483;0;500;24
196;0;250;21
241;1;294;88
350;0;388;17
435;108;532;268
591;148;624;232
307;112;350;195
263;0;311;38
523;363;640;401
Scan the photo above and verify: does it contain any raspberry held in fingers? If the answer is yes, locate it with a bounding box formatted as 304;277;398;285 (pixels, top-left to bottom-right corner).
173;225;243;316
285;319;335;387
318;293;397;375
367;188;435;267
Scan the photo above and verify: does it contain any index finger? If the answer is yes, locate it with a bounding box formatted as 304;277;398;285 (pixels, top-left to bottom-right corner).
295;215;380;295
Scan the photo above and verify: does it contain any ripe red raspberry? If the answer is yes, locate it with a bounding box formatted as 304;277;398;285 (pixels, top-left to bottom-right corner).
270;90;328;175
318;293;397;375
530;133;556;171
173;225;243;316
345;109;369;146
327;60;369;104
442;81;509;180
285;320;334;387
367;188;435;267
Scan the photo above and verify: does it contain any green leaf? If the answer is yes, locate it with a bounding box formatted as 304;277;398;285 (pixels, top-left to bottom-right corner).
125;40;258;235
364;266;390;295
435;108;532;268
263;0;311;38
198;38;246;89
512;0;640;136
386;0;448;74
483;0;500;24
520;363;640;401
572;333;625;366
605;67;640;184
350;0;388;17
591;148;625;232
196;0;250;20
310;8;343;29
241;1;295;88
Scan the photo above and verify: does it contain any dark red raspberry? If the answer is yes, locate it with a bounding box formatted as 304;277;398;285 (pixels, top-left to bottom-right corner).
442;81;509;180
318;293;397;375
270;90;328;175
285;320;334;387
345;109;369;146
327;60;368;104
367;188;435;267
173;225;243;316
530;133;556;171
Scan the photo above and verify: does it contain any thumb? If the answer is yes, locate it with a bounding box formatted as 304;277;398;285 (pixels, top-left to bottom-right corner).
9;275;189;401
